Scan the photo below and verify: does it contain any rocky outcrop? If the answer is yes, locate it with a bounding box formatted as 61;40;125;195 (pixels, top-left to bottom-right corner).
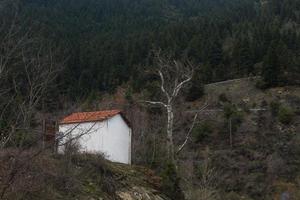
117;186;168;200
108;163;170;200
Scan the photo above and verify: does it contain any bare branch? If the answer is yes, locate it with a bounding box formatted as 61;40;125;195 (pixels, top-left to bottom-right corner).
172;74;193;98
158;70;171;101
143;100;167;108
176;100;209;155
143;51;198;162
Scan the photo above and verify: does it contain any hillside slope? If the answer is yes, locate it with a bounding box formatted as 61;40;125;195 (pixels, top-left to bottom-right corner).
71;77;300;199
179;78;300;199
12;0;300;97
0;151;169;200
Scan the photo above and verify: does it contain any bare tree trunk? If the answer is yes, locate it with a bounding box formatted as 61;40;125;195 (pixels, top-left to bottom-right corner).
144;51;195;165
167;105;174;162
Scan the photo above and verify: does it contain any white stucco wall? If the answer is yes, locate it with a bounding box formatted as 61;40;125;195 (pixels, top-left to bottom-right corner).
58;114;131;164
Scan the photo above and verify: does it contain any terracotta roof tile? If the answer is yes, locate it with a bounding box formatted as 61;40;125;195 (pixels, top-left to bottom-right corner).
60;110;122;124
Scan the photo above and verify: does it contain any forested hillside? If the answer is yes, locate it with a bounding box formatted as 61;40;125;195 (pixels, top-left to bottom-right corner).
0;0;300;199
19;0;300;98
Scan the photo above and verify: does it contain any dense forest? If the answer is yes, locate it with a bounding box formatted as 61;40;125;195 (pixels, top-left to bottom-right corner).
17;0;300;99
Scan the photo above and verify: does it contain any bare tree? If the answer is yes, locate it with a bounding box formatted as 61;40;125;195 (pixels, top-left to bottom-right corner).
0;1;65;148
188;147;220;200
0;2;67;198
144;52;206;162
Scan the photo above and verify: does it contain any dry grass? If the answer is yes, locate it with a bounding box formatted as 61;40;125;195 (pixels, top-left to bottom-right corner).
0;150;166;200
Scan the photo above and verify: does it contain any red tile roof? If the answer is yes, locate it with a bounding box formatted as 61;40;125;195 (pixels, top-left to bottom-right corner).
60;110;122;124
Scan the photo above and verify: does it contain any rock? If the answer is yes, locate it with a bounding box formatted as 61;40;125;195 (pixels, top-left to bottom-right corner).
117;186;169;200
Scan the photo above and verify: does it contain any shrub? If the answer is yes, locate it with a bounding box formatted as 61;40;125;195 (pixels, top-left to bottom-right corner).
223;103;243;125
190;188;220;200
270;101;281;116
10;130;38;148
219;93;229;103
244;172;267;198
255;78;268;90
224;192;244;200
185;83;204;102
233;111;244;126
223;103;236;119
239;101;250;113
278;106;295;125
160;162;184;200
125;86;133;103
224;192;255;200
192;121;213;143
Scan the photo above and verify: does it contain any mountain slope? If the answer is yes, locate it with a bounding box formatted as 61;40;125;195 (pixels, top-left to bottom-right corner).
0;151;169;200
14;0;300;97
178;78;300;199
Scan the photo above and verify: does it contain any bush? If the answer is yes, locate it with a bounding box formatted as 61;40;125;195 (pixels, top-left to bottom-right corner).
223;103;236;119
224;192;254;200
223;103;244;143
278;106;295;125
239;101;250;113
125;86;133;103
192;121;213;143
219;93;229;103
244;172;267;198
270;101;281;116
10;130;38;148
160;162;184;200
224;192;244;200
255;78;268;90
185;82;204;102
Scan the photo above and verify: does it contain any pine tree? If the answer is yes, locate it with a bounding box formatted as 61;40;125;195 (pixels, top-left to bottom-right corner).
233;38;254;76
262;41;280;87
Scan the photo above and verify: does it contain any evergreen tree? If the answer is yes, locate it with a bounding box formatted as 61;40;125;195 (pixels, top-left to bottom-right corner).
262;41;281;87
14;0;300;96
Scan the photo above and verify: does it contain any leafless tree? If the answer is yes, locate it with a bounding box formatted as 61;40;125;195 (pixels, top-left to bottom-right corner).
0;0;65;149
144;52;207;163
188;147;220;200
0;2;67;198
